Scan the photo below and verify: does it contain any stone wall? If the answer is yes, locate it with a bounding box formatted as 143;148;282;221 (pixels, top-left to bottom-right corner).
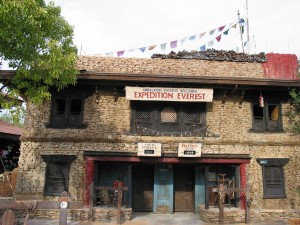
0;207;132;223
16;88;300;213
77;56;266;79
199;205;300;224
14;51;300;224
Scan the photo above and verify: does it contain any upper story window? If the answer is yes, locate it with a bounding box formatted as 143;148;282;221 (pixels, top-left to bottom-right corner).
252;102;282;132
49;93;86;128
131;101;206;136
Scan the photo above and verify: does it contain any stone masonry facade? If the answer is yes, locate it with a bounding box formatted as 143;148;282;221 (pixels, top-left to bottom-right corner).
15;55;300;223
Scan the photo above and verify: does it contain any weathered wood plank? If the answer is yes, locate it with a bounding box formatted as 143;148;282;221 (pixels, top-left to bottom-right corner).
0;200;83;210
1;209;15;225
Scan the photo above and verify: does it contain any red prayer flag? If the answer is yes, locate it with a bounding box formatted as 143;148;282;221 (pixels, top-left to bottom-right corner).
216;34;222;42
218;25;226;32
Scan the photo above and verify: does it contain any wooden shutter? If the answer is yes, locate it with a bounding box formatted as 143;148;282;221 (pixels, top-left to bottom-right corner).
263;166;285;198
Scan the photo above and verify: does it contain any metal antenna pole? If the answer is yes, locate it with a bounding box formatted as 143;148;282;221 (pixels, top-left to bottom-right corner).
245;0;250;54
237;10;245;53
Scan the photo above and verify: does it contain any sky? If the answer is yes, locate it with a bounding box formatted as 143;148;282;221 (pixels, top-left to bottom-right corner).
52;0;300;58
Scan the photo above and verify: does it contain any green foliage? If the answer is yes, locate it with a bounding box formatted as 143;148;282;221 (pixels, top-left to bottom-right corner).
287;89;300;134
0;0;78;105
0;104;26;127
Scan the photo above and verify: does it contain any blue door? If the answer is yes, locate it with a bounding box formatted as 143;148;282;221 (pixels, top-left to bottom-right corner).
153;164;173;213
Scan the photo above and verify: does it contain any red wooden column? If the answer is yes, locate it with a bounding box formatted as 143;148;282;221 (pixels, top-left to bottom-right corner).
85;159;95;207
240;163;247;210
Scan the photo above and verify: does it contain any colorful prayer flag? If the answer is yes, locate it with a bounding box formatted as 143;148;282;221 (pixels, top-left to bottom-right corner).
170;40;177;49
218;25;226;32
199;32;206;38
139;47;146;53
117;51;124;57
223;29;229;35
180;38;187;46
148;45;157;50
209;29;216;35
188;35;196;41
160;43;167;51
200;45;206;51
216;34;222;42
105;52;114;57
208;40;214;46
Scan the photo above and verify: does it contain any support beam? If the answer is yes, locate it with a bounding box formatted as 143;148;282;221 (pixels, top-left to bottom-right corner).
205;165;209;209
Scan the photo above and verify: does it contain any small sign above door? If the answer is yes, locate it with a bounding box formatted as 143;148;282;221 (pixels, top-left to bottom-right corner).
178;143;202;157
138;143;162;157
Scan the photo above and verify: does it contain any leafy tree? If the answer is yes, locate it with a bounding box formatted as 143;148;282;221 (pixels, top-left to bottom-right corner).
288;88;300;134
0;104;26;127
0;0;78;106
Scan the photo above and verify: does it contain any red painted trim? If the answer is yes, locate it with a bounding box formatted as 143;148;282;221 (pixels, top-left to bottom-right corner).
85;160;94;207
84;156;250;164
263;53;299;80
240;163;247;210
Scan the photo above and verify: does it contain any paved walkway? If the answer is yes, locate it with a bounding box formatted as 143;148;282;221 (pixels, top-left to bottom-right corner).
25;212;289;225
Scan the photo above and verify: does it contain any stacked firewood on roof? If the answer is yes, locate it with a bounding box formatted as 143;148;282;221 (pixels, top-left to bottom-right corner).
151;49;266;63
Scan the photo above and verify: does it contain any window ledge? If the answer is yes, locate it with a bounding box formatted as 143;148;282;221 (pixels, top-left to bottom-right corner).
46;123;88;129
249;129;285;134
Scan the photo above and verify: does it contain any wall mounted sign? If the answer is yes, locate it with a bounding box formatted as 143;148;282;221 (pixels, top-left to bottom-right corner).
178;143;202;157
138;143;162;157
126;86;213;102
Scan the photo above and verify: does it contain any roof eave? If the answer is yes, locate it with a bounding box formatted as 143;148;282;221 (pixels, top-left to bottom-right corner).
78;71;300;87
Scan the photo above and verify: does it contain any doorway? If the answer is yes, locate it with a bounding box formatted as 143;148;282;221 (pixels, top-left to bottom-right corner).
132;164;154;211
174;165;195;212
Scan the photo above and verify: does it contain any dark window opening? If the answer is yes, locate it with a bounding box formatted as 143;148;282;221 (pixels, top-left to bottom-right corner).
257;158;289;199
70;99;82;115
45;162;68;195
252;102;282;132
55;99;66;115
50;95;85;128
263;166;285;198
131;101;206;136
42;155;76;196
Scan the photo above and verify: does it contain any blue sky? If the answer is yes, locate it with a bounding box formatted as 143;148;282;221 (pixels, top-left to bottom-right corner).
52;0;300;58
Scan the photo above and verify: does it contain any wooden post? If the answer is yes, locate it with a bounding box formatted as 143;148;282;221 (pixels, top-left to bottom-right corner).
245;184;250;224
117;182;123;224
204;166;209;209
88;182;94;221
59;191;68;225
219;185;224;224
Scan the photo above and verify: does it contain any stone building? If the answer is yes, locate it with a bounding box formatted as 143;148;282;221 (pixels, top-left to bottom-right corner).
0;51;299;223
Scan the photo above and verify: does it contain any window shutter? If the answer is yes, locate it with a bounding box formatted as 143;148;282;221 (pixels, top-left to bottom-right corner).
263;166;285;198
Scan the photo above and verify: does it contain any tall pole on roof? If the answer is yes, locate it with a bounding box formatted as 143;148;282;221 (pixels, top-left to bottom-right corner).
245;0;250;54
237;10;245;53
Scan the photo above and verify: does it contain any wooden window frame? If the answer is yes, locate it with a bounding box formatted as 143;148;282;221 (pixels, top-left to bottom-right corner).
131;101;206;136
251;102;283;132
48;94;86;128
257;158;289;199
42;155;76;196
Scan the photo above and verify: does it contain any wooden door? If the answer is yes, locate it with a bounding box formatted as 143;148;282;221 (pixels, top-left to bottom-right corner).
174;165;195;212
132;164;154;211
154;164;174;214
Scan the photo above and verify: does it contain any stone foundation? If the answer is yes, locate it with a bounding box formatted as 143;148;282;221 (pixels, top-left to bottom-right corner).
0;207;132;223
199;206;246;224
199;205;300;224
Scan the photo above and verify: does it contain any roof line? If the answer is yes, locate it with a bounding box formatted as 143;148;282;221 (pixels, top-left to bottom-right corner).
78;71;300;87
